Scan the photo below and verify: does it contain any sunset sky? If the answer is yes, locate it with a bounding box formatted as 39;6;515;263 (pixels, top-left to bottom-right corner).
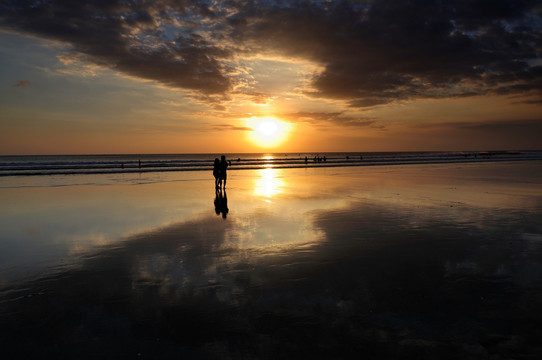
1;0;541;154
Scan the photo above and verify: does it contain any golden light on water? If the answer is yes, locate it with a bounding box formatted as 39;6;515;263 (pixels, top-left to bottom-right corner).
253;168;284;199
246;116;292;148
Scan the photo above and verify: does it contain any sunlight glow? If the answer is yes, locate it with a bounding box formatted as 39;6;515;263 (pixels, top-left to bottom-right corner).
259;121;278;136
262;155;274;168
247;116;292;148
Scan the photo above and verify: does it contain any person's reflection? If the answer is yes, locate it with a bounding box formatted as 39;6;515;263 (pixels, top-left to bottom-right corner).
214;187;229;219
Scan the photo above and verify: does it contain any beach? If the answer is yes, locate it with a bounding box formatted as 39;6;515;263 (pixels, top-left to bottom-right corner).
1;161;542;359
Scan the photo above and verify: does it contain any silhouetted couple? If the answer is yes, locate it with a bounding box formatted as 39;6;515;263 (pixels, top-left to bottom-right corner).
213;155;228;189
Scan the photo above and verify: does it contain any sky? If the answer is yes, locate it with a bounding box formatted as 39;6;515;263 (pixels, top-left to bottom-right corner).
0;0;541;154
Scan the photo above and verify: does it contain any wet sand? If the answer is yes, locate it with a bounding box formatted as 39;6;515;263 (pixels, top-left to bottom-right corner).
1;162;542;359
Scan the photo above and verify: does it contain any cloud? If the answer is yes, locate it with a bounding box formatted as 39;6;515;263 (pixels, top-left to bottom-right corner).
227;0;542;107
236;91;274;105
517;98;542;105
0;0;232;98
1;0;541;107
213;124;253;131
12;80;31;87
283;111;382;128
416;118;542;131
413;118;542;149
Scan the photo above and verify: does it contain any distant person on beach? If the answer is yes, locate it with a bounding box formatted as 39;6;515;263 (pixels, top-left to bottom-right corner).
219;155;228;189
213;158;220;188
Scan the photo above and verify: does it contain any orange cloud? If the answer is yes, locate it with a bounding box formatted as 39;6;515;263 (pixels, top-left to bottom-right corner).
12;80;31;87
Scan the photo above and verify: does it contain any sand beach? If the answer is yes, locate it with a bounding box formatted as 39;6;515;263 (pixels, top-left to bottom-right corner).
1;161;542;359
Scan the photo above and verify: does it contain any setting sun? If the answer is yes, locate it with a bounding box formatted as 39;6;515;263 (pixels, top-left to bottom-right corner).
258;121;278;137
247;116;292;148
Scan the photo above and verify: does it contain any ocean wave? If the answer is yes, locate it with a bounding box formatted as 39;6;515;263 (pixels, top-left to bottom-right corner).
1;151;541;177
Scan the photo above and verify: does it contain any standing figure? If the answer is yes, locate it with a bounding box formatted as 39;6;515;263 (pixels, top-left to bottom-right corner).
213;158;221;188
219;155;229;189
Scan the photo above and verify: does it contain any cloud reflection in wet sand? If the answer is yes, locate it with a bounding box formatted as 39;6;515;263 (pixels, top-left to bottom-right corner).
1;164;542;359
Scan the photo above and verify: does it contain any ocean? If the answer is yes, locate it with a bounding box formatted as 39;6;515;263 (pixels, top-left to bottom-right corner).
1;150;541;177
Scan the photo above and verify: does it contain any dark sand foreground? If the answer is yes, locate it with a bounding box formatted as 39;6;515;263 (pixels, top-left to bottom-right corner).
1;162;542;359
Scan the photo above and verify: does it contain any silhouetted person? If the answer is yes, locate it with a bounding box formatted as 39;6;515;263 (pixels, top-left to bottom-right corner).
219;155;228;189
213;158;220;188
304;156;308;164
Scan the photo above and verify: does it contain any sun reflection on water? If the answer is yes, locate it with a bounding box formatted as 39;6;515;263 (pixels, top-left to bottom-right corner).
253;168;284;199
262;155;274;169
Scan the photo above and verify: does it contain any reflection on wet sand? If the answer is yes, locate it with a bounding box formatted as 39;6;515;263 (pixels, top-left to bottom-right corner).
1;163;542;359
253;168;284;200
214;188;229;219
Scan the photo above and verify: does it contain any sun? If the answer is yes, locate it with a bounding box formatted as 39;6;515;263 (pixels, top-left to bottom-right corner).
247;116;292;148
258;121;278;137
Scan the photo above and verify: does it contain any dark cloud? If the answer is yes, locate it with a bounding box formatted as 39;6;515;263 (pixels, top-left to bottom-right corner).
12;80;31;87
1;0;541;107
0;0;231;97
213;124;253;131
228;0;542;107
283;111;383;128
285;111;344;123
417;117;542;131
414;118;542;149
518;98;542;105
241;91;273;105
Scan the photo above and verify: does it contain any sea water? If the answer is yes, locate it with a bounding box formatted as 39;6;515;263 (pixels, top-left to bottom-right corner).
1;151;541;177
